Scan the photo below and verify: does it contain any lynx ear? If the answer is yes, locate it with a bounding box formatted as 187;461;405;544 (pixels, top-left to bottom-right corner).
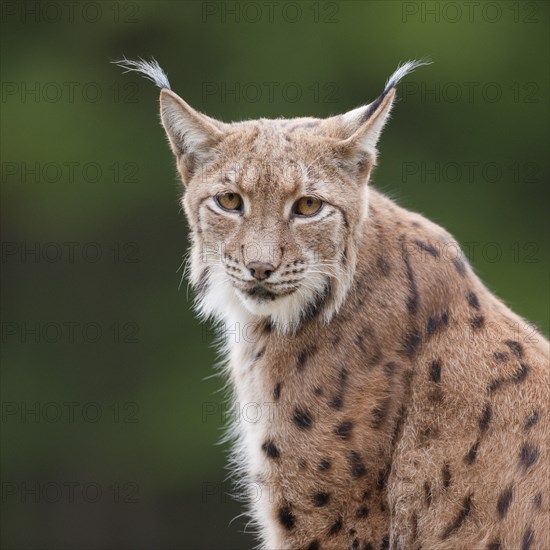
335;60;431;175
340;88;396;158
159;89;226;183
113;57;227;185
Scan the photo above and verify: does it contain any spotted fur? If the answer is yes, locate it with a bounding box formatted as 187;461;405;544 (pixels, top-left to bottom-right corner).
119;59;550;549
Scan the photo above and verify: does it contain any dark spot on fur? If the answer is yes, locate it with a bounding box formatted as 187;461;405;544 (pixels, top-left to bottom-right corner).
339;367;349;383
313;491;331;507
379;536;389;550
365;544;374;550
467;291;480;310
348;451;367;478
301;279;332;322
493;351;509;362
255;347;265;360
273;382;281;401
329;368;348;408
504;339;524;358
441;493;473;539
335;420;353;439
313;386;324;396
513;363;529;383
520;443;538;470
411;512;419;542
356;505;369;518
497;485;513;519
424;482;432;507
293;408;313;430
464;439;480;465
261;440;280;459
522;528;534;550
366;347;383;369
377;256;391;276
402;329;422;357
362;489;371;501
524;411;539;431
487;541;502;550
264;319;273;333
454;258;467;276
402;239;420;315
384;361;399;378
306;541;320;550
489;378;504;393
426;312;449;335
278;505;296;530
479;405;492;433
470;315;485;329
328;517;343;536
427;316;439;335
430;358;442;382
371;398;391;428
377;468;389;491
442;463;452;489
328;393;343;410
318;458;331;471
391;406;406;449
351;538;360;550
415;240;439;258
298;458;307;470
533;492;542;509
297;350;308;370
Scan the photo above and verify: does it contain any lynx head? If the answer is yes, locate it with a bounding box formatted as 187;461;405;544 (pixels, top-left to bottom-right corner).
114;58;429;334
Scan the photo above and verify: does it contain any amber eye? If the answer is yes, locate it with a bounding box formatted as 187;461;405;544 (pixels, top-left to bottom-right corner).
216;192;243;212
293;196;323;217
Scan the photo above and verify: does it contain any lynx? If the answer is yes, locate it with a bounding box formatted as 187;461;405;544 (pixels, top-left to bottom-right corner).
116;58;549;550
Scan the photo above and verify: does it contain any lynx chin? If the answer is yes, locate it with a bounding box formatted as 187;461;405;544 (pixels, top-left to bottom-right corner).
115;57;549;550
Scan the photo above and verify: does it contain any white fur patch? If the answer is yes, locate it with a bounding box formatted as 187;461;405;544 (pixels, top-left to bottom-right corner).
112;56;171;90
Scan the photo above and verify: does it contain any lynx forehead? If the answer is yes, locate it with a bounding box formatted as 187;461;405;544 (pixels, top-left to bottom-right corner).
116;57;549;550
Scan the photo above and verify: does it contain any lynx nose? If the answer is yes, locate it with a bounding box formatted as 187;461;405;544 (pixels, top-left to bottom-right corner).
247;261;275;281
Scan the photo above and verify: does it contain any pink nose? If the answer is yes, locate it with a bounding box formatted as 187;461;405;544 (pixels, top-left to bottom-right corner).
247;262;275;281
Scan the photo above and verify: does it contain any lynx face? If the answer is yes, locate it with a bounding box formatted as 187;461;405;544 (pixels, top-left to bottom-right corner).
184;121;371;329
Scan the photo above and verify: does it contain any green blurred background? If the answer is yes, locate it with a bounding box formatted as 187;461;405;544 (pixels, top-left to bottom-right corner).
1;1;548;548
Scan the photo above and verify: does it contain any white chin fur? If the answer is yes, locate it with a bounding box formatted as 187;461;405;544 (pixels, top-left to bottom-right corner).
196;264;329;334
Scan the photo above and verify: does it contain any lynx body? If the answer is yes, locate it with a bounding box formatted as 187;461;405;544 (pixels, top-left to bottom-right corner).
116;58;549;549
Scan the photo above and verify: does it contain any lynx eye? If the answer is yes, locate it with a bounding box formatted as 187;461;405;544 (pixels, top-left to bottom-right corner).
216;192;243;213
293;196;323;217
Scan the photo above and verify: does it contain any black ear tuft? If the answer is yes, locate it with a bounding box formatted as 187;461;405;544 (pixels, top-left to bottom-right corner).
361;59;432;123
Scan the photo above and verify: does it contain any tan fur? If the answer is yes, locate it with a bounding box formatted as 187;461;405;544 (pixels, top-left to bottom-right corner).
120;60;549;549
